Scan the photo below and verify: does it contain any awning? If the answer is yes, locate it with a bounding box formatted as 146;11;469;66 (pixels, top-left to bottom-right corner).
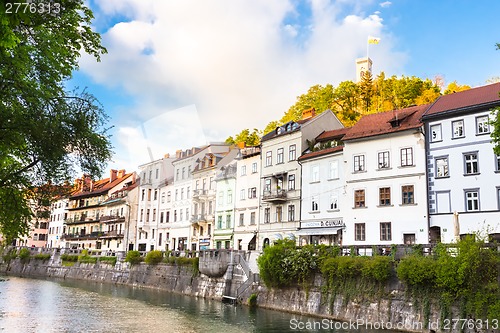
295;227;342;236
213;234;233;241
234;233;256;246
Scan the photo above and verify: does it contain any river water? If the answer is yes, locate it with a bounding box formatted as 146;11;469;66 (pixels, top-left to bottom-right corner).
0;276;396;333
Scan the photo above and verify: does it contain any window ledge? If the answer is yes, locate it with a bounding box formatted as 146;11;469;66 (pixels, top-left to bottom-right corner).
399;203;418;207
435;175;450;179
353;206;367;209
452;136;465;140
326;209;340;212
352;170;367;174
327;177;340;181
476;132;490;136
309;181;320;184
377;204;394;208
398;165;415;169
463;173;480;176
309;210;320;214
377;167;392;171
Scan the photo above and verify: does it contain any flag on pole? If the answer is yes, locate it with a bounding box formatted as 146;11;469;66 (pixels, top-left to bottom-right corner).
368;36;380;44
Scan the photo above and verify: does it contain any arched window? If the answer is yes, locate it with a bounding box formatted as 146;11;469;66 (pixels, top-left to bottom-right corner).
263;238;270;249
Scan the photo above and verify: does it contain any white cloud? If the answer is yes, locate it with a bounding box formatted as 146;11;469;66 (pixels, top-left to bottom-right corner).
80;0;405;170
380;1;392;8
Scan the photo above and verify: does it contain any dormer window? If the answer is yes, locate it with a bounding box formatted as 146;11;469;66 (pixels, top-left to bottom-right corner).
276;127;283;135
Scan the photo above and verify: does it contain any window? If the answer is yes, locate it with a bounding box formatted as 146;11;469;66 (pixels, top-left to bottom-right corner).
402;185;414;205
380;222;392;241
141;189;145;201
148;189;152;201
227;190;233;204
160;212;164;223
329;160;339;179
181;188;184;200
355;223;365;241
161;192;165;204
401;148;413;167
248;187;257;199
464;153;478;174
250;212;256;225
276;206;282;222
354;190;365;208
330;192;339;210
378;151;390;169
188;166;191;177
277;148;284;164
264;208;270;223
252;162;258;173
239;213;244;226
218;192;223;206
476;115;489;134
288;174;295;190
140;209;143;222
155;168;159;179
187;187;190;198
311;165;319;182
241;165;246;176
353;155;365;172
465;190;479;211
240;189;245;200
217;216;223;229
379;187;391;206
311;196;319;212
430;124;442;142
289;144;296;161
146;209;150;221
496;155;500;172
452;120;464;138
166;211;170;222
264;178;271;193
195;180;199;190
179;209;183;221
288;205;295;222
175;189;178;201
176;169;179;180
167;191;171;202
265;151;272;166
436;157;449;178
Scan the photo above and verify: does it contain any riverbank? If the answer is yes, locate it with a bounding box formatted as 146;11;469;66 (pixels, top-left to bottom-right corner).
0;248;496;333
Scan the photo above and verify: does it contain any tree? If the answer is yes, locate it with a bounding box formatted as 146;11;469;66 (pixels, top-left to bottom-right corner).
225;128;261;146
0;0;111;243
491;43;500;155
443;81;471;95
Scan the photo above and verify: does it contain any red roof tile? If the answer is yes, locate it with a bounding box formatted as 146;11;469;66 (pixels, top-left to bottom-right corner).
316;127;351;141
423;82;500;117
342;104;428;141
298;146;344;161
70;173;134;199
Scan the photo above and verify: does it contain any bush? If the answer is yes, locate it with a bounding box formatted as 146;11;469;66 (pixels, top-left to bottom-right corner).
125;250;142;265
397;255;436;287
18;248;31;262
361;256;392;282
257;239;297;288
144;250;163;265
33;253;51;261
61;254;78;262
248;293;257;308
99;256;117;266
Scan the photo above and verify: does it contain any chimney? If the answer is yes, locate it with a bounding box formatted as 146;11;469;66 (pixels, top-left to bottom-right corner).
83;174;91;191
74;178;83;192
117;169;126;178
110;169;117;183
176;150;182;159
302;107;316;120
164;153;170;158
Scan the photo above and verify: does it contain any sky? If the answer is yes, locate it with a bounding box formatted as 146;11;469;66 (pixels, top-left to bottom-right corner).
70;0;500;174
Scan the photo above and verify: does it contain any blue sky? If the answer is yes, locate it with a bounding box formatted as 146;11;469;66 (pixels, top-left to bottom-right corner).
71;0;500;173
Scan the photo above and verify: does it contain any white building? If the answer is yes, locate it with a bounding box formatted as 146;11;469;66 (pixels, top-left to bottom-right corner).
48;198;68;248
234;146;261;251
297;128;349;246
258;108;344;249
214;162;237;249
157;177;174;251
136;155;175;251
422;83;500;243
342;105;429;246
170;144;230;251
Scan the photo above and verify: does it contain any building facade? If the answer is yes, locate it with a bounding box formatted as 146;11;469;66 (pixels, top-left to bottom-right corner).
422;83;500;243
342;105;429;247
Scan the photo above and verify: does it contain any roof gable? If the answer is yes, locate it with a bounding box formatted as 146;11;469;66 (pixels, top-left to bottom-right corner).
343;104;428;141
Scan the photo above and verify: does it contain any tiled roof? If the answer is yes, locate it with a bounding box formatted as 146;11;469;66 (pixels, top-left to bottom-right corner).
316;127;351;141
342;104;428;141
423;82;500;118
70;173;134;199
298;146;344;161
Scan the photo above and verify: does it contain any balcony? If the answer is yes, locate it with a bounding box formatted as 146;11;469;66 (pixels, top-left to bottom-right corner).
262;189;287;203
65;214;100;225
61;231;102;241
191;214;207;224
99;230;124;239
100;215;126;223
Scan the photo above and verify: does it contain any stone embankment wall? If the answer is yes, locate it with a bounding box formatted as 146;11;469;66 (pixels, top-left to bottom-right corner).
0;254;488;333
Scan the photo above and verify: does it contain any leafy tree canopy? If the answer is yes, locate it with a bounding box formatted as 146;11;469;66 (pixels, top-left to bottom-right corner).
0;0;111;243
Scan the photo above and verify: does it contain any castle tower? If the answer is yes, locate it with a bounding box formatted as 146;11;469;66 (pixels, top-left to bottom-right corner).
355;57;372;83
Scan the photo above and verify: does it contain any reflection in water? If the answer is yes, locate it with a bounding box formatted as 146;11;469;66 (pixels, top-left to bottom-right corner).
0;276;393;333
